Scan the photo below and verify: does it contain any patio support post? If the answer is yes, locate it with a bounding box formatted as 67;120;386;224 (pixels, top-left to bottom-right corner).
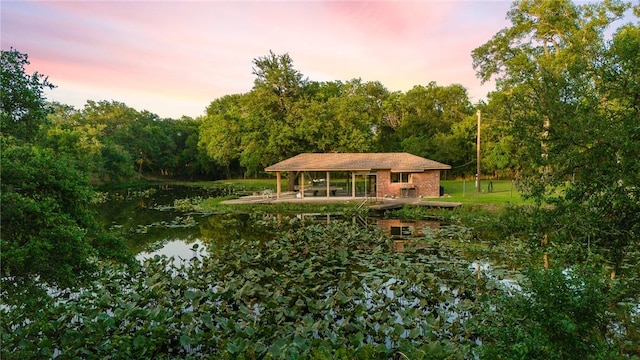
300;172;305;199
364;175;367;197
326;171;330;198
276;172;281;199
352;172;356;197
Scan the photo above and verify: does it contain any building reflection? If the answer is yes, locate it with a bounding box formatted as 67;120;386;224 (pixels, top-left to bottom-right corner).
293;214;442;253
376;219;440;252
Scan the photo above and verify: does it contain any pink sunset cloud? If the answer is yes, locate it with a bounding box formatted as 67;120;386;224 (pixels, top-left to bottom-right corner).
2;1;516;118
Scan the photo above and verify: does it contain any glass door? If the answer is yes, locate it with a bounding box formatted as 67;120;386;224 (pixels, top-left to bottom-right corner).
367;173;377;197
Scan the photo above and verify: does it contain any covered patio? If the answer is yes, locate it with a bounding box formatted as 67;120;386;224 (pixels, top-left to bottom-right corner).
265;153;451;200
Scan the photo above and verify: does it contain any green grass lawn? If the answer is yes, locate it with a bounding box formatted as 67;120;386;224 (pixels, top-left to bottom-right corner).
195;178;524;206
211;178;280;189
167;178;283;192
438;179;524;205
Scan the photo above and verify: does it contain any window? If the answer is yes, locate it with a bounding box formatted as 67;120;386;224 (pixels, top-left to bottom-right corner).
391;172;410;183
390;226;411;236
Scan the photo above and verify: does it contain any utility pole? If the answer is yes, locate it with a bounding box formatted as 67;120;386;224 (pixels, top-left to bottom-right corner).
477;109;481;193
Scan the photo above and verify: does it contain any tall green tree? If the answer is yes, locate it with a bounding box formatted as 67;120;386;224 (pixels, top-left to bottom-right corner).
472;0;639;265
251;50;305;117
297;79;388;153
42;102;110;180
376;91;405;152
199;95;245;178
197;52;479;181
378;82;475;173
1;49;55;141
1;50;131;286
172;116;214;179
1;138;98;285
76;100;181;178
250;51;307;175
200;52;309;181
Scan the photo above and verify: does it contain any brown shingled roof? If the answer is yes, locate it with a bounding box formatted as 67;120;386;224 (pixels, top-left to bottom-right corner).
265;153;451;172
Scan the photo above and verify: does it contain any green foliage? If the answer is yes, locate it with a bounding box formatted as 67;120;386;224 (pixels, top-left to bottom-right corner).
2;221;481;358
390;205;534;249
198;58;392;181
1;48;55;141
44;100;216;183
3;48;488;183
475;264;634;359
478;95;525;178
100;141;136;181
6;212;638;358
200;200;363;217
296;79;385;154
1;137;97;285
199;95;244;178
197;52;479;180
392;83;476;174
7;185;639;358
472;0;640;264
0;50;134;288
172;116;214;179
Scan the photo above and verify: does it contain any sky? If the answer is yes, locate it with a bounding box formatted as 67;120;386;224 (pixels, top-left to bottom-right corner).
4;1;518;119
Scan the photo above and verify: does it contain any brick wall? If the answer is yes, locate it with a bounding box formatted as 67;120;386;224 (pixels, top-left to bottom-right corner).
376;170;392;197
412;170;441;197
376;170;441;198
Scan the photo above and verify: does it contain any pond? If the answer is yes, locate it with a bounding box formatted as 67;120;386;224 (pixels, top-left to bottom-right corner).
95;185;526;278
95;184;535;319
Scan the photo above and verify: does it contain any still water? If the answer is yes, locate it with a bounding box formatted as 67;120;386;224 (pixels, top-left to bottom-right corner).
97;187;439;259
95;185;523;273
94;186;270;259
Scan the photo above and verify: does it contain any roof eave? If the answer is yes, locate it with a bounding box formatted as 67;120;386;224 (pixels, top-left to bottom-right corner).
265;167;372;172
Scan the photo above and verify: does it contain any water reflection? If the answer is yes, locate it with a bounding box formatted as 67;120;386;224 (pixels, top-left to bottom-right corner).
105;210;438;259
100;202;447;259
137;240;206;262
95;187;515;269
373;219;439;253
94;186;269;257
376;218;440;238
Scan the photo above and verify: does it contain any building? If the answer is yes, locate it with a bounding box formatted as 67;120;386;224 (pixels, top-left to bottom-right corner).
265;153;451;200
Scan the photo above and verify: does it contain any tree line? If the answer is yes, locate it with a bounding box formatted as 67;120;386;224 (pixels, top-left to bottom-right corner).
8;53;493;184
